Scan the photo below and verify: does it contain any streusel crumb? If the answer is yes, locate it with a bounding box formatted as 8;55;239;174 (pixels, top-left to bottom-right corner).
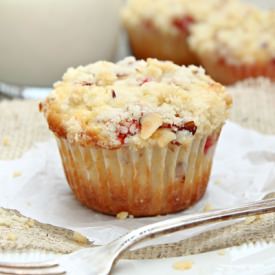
12;171;22;178
203;203;214;212
2;136;10;146
189;6;275;64
217;249;226;256
71;232;89;244
41;57;231;148
116;211;129;220
173;260;193;270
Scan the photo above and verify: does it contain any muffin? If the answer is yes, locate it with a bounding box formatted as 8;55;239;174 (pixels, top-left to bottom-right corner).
188;6;275;85
121;0;237;65
40;57;232;216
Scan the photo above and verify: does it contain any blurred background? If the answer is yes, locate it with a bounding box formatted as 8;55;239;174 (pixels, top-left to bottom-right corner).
0;0;273;97
0;0;123;87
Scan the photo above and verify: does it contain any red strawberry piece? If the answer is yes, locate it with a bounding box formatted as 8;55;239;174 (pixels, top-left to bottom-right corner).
143;19;154;29
182;121;197;135
161;121;197;135
139;78;150;86
218;58;226;65
204;136;215;154
116;119;141;144
172;15;195;34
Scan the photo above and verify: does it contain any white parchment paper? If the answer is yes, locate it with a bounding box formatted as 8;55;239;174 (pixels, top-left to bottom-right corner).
1;121;275;245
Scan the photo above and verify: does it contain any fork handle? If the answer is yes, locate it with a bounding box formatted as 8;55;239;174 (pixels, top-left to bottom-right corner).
113;198;275;257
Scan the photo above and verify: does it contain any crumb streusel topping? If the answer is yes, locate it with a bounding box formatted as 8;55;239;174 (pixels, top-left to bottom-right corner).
41;57;232;148
189;6;275;65
122;0;237;36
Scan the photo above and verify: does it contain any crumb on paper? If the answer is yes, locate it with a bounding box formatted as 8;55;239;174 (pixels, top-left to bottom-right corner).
116;211;129;220
217;249;226;256
2;136;10;146
129;214;134;219
173;260;193;271
72;232;89;244
203;203;214;212
12;171;22;178
7;232;17;241
214;178;222;185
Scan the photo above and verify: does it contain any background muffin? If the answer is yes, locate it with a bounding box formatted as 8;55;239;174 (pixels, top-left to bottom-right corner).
41;57;232;216
188;5;275;84
121;0;237;65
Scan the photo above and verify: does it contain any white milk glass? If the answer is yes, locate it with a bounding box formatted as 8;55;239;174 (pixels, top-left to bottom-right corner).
0;0;122;87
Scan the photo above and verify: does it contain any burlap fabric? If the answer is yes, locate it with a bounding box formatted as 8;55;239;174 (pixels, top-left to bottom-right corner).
0;78;274;259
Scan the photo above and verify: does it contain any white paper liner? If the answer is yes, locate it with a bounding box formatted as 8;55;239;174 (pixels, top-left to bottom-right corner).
125;23;198;65
199;55;275;84
55;129;220;216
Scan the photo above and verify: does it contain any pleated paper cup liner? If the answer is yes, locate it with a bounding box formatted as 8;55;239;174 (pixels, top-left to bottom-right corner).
56;128;221;217
126;25;198;65
199;55;275;85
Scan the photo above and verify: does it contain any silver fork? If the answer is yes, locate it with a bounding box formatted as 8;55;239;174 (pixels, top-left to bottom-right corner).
0;198;275;275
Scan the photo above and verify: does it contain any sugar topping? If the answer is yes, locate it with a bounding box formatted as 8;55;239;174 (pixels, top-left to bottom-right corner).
122;0;237;35
42;57;231;148
189;6;275;64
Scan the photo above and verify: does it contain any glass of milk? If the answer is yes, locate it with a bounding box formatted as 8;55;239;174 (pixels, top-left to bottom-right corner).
0;0;123;88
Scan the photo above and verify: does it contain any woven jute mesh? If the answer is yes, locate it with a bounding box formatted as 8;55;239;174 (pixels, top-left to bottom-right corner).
0;78;274;258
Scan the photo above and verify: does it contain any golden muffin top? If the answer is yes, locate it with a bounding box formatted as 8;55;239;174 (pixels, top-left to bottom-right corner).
41;57;232;148
121;0;238;35
189;6;275;64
